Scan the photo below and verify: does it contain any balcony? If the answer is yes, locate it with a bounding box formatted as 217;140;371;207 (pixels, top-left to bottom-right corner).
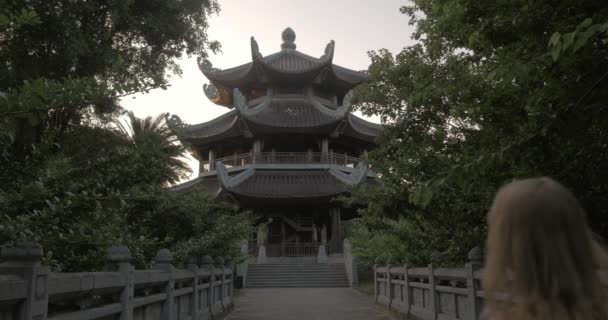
201;152;364;172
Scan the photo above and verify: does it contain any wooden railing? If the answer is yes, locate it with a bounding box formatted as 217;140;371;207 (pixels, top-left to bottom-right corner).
266;243;319;257
0;242;235;320
202;152;363;172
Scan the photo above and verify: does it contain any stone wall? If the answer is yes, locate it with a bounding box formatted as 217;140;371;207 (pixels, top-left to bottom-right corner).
0;242;235;320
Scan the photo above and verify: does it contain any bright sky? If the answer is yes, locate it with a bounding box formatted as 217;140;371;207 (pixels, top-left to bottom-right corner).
121;0;415;179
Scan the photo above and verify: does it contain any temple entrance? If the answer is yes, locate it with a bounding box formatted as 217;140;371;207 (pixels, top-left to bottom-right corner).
257;207;346;258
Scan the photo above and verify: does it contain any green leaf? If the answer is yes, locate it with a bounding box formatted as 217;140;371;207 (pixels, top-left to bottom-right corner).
549;32;561;47
578;18;593;30
562;32;576;51
551;41;562;61
0;14;10;27
573;27;598;52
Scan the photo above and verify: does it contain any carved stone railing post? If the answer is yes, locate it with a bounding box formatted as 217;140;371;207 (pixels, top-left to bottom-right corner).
316;244;328;263
201;255;215;317
403;264;410;315
386;257;394;310
428;263;437;320
237;240;248;286
106;245;134;320
224;257;233;309
214;256;225;314
342;238;358;287
187;257;201;320
373;257;384;303
0;242;49;320
154;249;175;320
466;247;483;320
256;245;267;264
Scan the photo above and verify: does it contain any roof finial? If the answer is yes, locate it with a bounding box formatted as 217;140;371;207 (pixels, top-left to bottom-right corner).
281;27;296;50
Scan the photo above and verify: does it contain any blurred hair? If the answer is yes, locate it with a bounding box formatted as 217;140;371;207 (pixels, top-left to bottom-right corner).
483;177;608;320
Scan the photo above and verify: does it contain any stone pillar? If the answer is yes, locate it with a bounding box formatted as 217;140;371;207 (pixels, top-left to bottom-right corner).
256;245;267;264
154;249;175;320
317;244;328;263
236;240;248;283
321;138;329;163
0;242;49;320
214;256;226;314
252;139;262;164
105;245;134;320
209;149;216;171
186;257;201;320
223;257;233;310
199;160;206;175
201;256;215;318
466;247;483;320
329;207;342;253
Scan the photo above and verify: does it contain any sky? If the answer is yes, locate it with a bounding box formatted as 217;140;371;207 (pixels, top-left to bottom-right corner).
121;0;416;179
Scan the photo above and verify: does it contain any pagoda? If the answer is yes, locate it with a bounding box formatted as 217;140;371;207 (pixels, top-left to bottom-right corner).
175;28;381;258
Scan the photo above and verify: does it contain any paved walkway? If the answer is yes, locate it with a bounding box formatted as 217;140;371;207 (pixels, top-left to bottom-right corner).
226;288;395;320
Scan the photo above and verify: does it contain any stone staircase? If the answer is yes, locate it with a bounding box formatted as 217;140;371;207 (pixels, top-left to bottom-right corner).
245;261;349;288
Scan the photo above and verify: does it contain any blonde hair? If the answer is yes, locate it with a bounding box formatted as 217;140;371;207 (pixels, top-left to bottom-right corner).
483;177;608;320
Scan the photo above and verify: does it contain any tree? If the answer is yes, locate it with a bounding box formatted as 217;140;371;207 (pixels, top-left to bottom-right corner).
352;0;608;265
0;0;220;157
0;0;253;272
116;111;190;186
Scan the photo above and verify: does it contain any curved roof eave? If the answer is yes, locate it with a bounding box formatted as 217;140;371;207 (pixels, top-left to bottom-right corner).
180;110;241;143
343;114;383;142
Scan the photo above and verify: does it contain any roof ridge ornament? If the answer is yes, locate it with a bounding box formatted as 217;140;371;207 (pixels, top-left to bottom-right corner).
251;37;264;62
310;90;354;118
216;161;255;189
329;162;369;185
281;27;296;50
203;83;220;101
320;40;335;63
233;88;268;116
197;57;218;74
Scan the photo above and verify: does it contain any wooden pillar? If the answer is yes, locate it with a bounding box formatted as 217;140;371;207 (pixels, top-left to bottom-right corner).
209;149;216;171
321;138;329;163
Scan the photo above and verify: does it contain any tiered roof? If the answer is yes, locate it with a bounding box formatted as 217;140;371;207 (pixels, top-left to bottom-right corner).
180;28;382;149
173;28;382;203
198;27;367;106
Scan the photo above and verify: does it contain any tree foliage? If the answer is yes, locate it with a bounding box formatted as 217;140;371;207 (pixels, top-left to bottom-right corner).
352;0;608;266
0;0;252;271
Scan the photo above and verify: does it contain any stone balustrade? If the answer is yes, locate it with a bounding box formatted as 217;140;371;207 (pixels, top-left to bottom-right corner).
373;248;608;320
0;242;235;320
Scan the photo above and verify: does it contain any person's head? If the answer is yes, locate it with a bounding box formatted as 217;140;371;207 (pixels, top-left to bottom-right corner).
483;177;607;320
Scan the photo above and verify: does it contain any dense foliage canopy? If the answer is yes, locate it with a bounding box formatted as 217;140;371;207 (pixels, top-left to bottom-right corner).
351;0;608;267
0;0;252;271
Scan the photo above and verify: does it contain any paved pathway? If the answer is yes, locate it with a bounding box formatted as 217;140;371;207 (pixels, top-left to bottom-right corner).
226;288;395;320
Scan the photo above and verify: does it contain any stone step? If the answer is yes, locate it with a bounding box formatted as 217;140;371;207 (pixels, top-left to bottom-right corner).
247;276;348;280
245;284;349;288
246;281;348;288
245;262;348;288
